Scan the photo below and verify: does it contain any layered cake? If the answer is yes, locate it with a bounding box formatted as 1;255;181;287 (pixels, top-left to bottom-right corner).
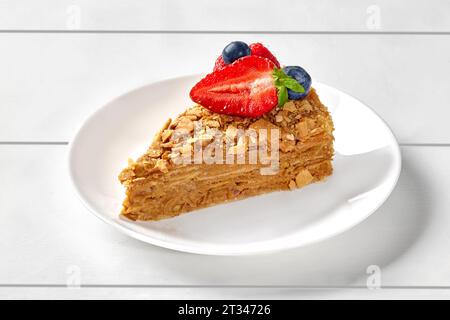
119;41;334;221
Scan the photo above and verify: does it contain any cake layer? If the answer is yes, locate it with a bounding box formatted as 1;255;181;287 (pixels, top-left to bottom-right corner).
123;159;332;221
119;88;334;221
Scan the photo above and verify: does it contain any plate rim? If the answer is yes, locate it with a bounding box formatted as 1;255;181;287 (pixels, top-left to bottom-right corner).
68;74;402;256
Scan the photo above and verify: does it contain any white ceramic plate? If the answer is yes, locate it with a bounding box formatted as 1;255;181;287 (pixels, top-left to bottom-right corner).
68;75;401;255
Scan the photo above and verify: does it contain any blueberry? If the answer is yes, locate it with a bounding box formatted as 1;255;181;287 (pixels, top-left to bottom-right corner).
222;41;251;64
282;66;311;100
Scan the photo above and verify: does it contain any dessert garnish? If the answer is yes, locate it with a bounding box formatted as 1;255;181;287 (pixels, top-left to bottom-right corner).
222;41;251;64
249;42;280;68
191;41;312;118
282;66;312;100
214;41;281;71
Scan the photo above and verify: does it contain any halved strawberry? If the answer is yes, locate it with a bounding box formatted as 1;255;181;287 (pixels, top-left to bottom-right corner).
213;55;226;71
249;43;280;68
191;56;278;118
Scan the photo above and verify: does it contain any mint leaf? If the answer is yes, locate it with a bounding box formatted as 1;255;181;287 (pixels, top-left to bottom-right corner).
272;67;304;107
272;68;284;81
277;86;288;107
280;78;304;93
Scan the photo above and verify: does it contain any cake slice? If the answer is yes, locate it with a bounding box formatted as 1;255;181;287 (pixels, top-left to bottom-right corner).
119;42;334;221
119;89;333;221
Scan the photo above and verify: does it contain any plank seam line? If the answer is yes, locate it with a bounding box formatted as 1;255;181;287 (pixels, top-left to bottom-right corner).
399;143;450;147
0;284;450;289
0;142;68;145
1;142;450;147
0;30;450;35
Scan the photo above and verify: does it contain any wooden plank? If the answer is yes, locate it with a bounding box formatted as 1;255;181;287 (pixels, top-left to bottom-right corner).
1;287;450;300
0;34;449;143
0;0;449;32
0;145;449;287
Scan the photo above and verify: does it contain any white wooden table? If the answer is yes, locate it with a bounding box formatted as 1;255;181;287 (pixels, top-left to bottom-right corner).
1;0;450;299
